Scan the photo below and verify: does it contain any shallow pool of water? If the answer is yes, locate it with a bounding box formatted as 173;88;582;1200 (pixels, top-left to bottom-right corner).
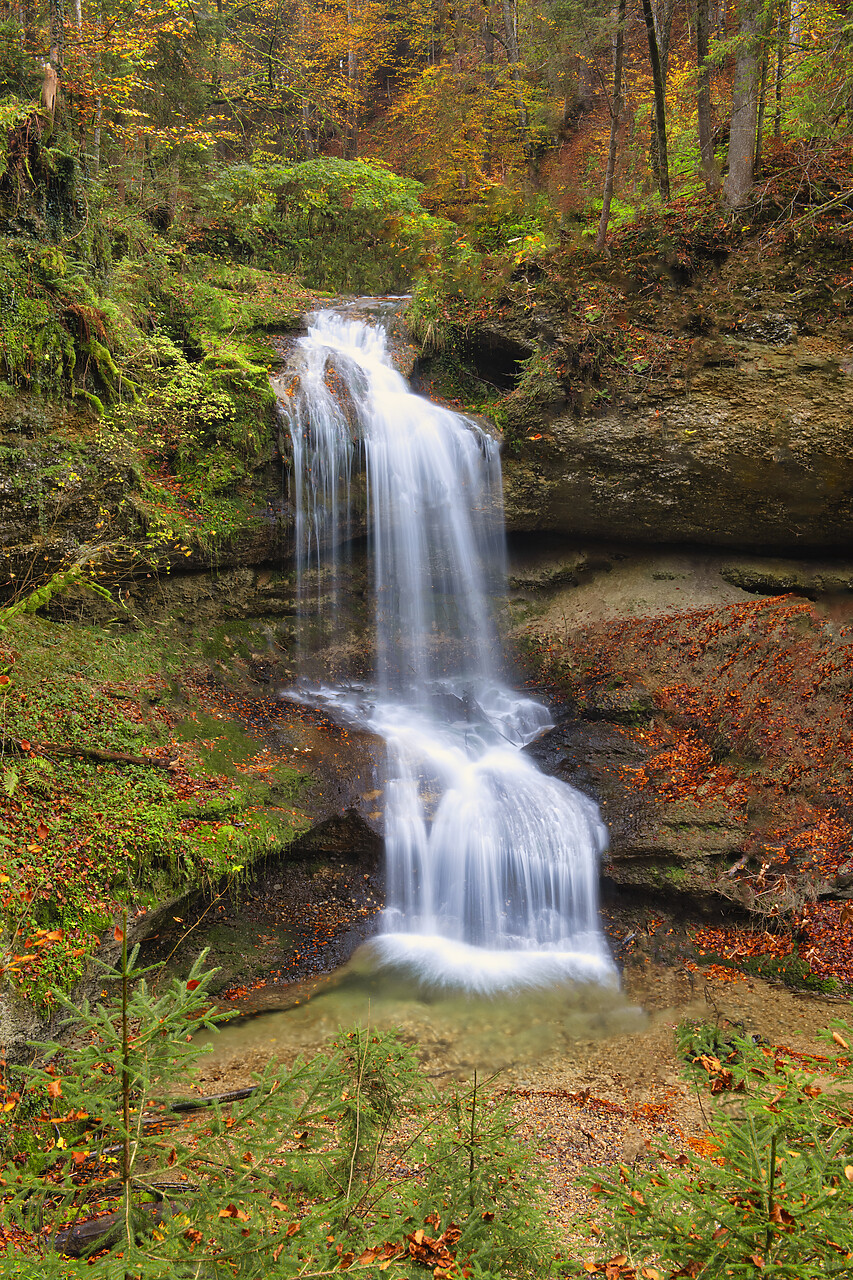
193;942;645;1083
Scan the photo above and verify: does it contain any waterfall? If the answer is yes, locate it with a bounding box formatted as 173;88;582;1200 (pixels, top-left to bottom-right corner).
283;309;615;992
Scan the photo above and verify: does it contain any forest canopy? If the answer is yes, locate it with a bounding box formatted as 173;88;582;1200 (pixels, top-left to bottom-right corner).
1;0;852;242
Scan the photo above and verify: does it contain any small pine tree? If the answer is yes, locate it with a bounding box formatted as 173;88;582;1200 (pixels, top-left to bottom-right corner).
1;934;560;1279
581;1018;853;1280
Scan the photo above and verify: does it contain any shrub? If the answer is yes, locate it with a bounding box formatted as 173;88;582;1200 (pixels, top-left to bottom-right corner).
193;157;454;294
582;1017;853;1279
1;941;559;1278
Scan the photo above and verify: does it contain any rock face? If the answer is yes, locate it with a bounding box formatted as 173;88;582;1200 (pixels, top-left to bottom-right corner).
510;544;853;926
0;431;291;602
525;714;747;911
503;336;853;551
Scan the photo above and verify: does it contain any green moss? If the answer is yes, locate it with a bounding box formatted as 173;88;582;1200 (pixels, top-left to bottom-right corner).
174;711;262;775
74;387;104;416
82;335;130;401
0;613;312;1010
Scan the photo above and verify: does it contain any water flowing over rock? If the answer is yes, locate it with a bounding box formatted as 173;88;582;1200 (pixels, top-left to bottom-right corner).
283;310;615;991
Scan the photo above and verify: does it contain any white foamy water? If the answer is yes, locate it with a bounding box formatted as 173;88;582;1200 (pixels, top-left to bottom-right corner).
283;310;615;991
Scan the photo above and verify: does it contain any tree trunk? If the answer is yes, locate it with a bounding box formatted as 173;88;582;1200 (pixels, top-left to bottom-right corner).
754;32;769;174
213;0;223;95
345;0;358;159
697;0;722;190
652;0;676;80
49;0;64;78
641;0;670;199
595;0;626;250
301;99;316;157
773;1;786;137
723;0;761;208
648;0;675;192
91;96;102;177
501;0;530;154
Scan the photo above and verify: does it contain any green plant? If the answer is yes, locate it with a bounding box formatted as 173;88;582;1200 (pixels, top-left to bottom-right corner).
1;944;560;1278
583;1018;853;1278
191;157;453;295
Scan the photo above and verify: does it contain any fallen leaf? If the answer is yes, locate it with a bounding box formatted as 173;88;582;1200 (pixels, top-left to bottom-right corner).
217;1204;249;1221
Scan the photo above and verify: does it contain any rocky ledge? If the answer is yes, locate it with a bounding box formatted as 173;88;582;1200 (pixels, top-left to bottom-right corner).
503;335;852;551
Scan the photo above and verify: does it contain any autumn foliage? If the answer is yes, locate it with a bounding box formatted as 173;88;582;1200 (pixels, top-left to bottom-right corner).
521;595;853;985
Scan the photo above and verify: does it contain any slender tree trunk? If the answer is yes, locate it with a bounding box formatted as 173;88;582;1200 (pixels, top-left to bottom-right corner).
482;7;495;171
724;0;761;208
89;4;102;178
654;0;676;78
501;0;530;154
641;0;670;198
647;0;675;192
596;0;626;250
44;0;64;126
697;0;722;189
24;0;38;56
89;99;101;176
213;0;223;95
49;0;65;77
755;0;778;172
301;100;316;157
345;0;358;159
773;0;786;137
297;5;316;158
754;34;769;174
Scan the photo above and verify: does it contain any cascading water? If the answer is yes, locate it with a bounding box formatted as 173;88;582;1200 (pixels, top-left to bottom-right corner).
283;308;616;992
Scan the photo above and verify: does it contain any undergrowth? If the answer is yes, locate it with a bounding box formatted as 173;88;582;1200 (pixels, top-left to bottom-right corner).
0;945;558;1278
0;610;310;1010
580;1016;853;1279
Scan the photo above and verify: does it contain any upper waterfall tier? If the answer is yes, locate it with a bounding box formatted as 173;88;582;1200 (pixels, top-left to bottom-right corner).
285;310;504;700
